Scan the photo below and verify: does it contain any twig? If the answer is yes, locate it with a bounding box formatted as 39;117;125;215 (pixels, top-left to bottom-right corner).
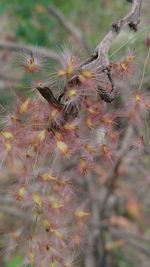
76;0;143;69
0;41;60;62
110;227;150;258
76;0;142;71
47;4;91;54
110;228;150;245
93;0;142;66
85;173;107;267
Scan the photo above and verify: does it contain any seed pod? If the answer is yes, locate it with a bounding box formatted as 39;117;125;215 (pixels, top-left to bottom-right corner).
98;66;116;103
98;86;116;103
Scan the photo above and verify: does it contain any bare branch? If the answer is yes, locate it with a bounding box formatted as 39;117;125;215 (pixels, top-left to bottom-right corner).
85;174;107;267
47;4;91;53
0;41;60;62
110;228;150;258
94;0;142;66
77;0;142;70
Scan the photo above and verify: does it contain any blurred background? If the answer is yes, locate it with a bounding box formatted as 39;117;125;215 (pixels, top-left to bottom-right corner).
0;0;150;267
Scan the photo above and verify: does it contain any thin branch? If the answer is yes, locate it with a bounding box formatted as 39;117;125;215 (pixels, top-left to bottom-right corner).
0;41;60;62
110;227;150;258
110;228;150;245
47;4;91;53
94;0;142;66
85;173;107;267
76;0;142;70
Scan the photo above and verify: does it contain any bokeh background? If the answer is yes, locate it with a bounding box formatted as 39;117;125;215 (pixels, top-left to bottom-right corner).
0;1;150;267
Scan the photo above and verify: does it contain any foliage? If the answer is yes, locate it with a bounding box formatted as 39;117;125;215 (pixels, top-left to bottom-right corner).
6;256;22;267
